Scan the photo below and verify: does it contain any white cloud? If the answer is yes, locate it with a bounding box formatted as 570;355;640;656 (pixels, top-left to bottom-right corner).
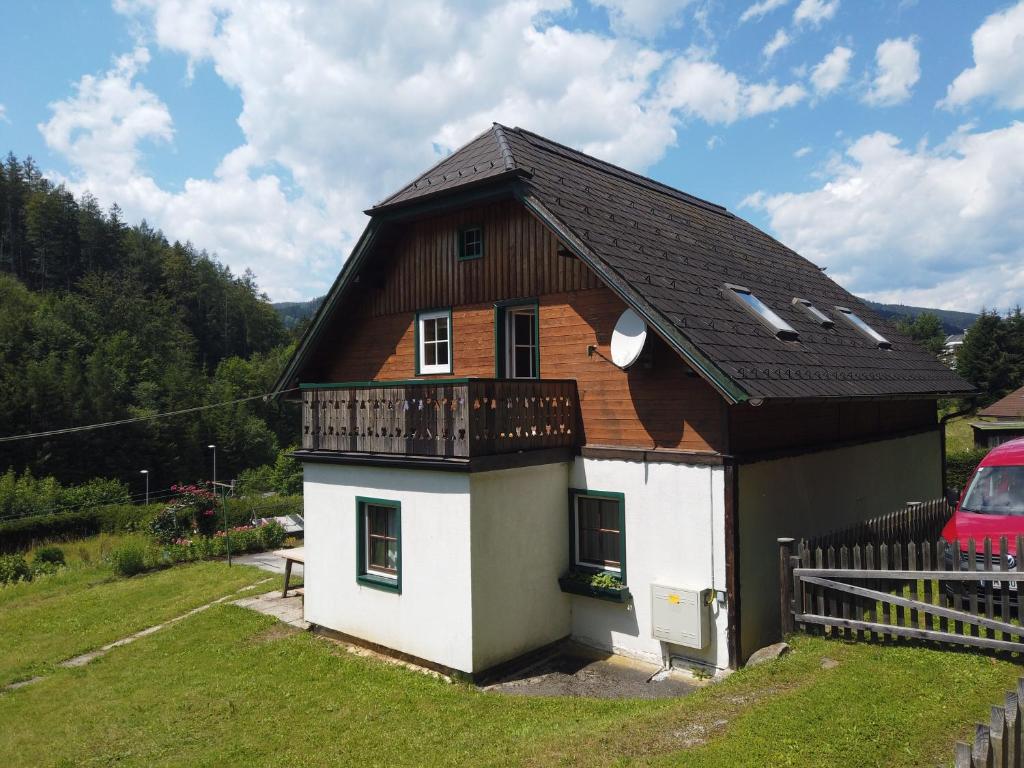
706;134;723;150
793;0;839;27
739;0;790;24
742;122;1024;311
590;0;696;37
38;1;816;300
863;36;920;106
793;145;811;157
941;1;1024;110
0;104;8;124
656;58;806;123
810;45;853;96
762;28;791;60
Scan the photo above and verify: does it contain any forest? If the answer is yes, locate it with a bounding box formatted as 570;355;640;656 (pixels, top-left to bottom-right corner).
0;154;300;502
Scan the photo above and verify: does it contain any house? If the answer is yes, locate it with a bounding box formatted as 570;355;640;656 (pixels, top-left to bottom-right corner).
274;124;973;679
943;333;966;368
972;385;1024;448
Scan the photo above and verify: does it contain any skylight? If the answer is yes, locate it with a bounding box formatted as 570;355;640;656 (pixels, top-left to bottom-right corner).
792;298;834;328
835;306;892;349
724;284;799;341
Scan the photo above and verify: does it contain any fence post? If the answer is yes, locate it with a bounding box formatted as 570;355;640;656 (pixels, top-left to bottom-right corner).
779;537;795;637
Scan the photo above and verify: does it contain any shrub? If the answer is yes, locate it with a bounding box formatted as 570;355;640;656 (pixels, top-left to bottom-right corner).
109;542;150;577
0;554;32;585
259;520;286;550
947;447;990;491
0;503;155;553
33;545;65;566
148;506;182;545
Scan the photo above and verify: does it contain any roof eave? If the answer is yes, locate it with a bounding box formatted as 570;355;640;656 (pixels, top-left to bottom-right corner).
365;167;533;217
271;219;383;398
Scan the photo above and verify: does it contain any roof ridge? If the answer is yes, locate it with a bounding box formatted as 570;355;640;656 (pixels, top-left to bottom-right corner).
505;125;731;217
491;123;516;172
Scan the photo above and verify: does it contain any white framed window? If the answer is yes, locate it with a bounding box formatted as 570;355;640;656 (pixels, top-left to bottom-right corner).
724;284;799;341
505;306;537;379
416;309;452;375
570;490;625;577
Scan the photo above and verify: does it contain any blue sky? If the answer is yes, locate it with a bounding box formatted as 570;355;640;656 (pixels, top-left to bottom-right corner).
2;1;1023;311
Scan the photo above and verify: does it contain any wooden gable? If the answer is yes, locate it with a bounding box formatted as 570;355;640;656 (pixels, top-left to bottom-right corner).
300;198;728;454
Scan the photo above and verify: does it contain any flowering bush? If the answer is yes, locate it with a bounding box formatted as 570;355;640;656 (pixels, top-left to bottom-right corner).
156;483;221;538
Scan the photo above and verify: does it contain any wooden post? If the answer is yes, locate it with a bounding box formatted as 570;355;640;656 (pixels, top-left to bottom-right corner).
779;538;795;636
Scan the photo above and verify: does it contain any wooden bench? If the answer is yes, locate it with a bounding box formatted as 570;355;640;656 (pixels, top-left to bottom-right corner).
274;547;305;597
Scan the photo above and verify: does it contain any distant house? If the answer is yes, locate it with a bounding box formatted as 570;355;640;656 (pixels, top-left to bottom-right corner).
943;333;965;367
972;385;1024;448
275;124;973;679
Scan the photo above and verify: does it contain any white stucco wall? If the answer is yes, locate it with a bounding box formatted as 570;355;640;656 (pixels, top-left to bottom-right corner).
302;463;475;672
737;429;943;660
568;457;730;670
469;463;572;670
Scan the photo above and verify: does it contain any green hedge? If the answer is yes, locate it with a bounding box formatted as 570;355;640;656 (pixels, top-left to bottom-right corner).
946;448;989;492
0;495;302;554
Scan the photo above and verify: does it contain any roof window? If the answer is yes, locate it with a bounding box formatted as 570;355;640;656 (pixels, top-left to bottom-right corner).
792;298;834;328
724;284;799;341
835;306;892;349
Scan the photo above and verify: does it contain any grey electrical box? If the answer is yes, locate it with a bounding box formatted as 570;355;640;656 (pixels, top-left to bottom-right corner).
651;584;710;649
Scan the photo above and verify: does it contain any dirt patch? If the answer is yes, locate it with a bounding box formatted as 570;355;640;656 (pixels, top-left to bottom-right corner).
250;623;301;644
486;653;698;700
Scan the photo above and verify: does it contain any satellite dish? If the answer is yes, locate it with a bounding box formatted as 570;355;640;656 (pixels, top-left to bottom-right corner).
610;309;647;369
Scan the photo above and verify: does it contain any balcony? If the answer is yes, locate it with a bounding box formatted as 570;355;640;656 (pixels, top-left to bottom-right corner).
299;378;581;464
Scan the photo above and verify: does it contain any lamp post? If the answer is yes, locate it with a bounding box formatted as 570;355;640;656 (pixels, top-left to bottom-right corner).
139;470;149;507
208;444;231;566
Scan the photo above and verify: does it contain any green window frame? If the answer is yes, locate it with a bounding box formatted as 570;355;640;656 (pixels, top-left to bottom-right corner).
568;489;626;584
458;226;483;260
356;496;402;594
414;307;453;376
494;298;540;379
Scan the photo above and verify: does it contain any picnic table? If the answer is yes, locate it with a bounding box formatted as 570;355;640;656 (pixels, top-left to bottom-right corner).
275;547;305;597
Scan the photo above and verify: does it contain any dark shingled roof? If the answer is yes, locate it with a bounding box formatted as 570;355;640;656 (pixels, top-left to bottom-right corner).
979;386;1024;419
371;124;973;401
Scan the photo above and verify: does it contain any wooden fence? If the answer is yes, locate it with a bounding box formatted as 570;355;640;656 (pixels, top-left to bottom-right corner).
954;678;1024;767
780;534;1024;655
803;497;953;550
301;378;580;458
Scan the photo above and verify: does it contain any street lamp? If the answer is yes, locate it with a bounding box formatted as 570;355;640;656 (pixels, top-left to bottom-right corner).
208;444;231;566
207;444;216;489
139;470;149;506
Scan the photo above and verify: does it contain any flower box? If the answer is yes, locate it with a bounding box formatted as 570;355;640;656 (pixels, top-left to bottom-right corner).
557;575;632;603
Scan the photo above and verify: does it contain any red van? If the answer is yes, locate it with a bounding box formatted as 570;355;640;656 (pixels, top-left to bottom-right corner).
942;437;1024;596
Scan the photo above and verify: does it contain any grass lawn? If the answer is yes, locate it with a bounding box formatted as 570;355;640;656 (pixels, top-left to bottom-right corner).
0;534;268;685
945;413;976;453
1;557;1021;768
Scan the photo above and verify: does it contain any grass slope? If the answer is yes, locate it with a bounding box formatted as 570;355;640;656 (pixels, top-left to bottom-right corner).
1;593;1019;767
0;537;266;685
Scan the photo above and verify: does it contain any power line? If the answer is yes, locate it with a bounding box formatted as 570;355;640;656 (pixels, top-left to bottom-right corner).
0;388;298;443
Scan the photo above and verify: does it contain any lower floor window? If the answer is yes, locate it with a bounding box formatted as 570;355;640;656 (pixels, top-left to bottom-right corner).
570;490;626;580
357;497;401;593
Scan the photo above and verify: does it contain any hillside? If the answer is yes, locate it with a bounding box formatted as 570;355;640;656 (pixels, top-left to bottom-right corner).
864;301;978;335
0;153;298;488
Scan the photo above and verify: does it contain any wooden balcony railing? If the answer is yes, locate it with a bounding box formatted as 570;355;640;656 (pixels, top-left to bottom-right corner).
300;378;580;458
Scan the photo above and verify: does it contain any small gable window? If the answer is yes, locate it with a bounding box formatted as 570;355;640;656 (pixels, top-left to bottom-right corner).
835;307;892;349
792;298;834;328
459;226;483;260
724;284;799;341
416;308;452;375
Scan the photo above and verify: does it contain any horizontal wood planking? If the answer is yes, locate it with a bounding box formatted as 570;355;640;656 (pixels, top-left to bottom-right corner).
729;397;937;455
316;287;725;452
